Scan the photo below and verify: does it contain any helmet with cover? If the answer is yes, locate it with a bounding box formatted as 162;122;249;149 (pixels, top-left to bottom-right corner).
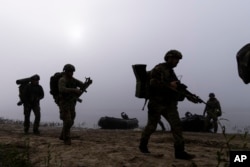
63;64;75;72
164;50;183;62
209;93;215;98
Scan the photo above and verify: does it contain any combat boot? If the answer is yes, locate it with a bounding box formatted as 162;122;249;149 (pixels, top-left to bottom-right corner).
64;138;71;145
174;144;195;160
24;127;29;134
214;124;218;133
33;128;40;135
174;143;195;160
139;138;150;153
59;131;64;140
175;151;195;160
33;130;40;135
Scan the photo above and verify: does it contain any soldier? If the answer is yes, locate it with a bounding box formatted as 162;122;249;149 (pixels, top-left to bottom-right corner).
203;93;222;133
22;74;44;134
139;50;196;160
121;112;129;119
58;64;89;145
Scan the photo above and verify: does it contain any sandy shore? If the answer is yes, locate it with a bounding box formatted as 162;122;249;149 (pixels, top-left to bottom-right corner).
0;122;248;167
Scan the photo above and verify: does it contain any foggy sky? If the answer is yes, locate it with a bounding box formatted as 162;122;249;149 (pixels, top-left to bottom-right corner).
1;1;250;131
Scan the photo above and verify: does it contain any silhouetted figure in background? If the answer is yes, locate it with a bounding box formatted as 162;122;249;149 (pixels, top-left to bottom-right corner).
121;112;129;119
203;93;222;133
17;75;44;134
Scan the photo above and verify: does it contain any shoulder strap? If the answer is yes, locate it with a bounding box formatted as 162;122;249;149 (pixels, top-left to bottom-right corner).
142;98;148;110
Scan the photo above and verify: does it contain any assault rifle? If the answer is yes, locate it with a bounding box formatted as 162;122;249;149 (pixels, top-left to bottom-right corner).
141;81;205;111
77;77;93;103
172;82;206;104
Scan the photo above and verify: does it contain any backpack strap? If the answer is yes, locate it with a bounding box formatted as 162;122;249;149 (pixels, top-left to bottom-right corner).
142;98;148;110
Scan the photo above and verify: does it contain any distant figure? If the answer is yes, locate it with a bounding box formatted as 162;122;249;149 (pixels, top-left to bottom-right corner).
203;93;222;133
158;118;166;131
121;112;129;119
139;50;199;160
58;64;92;145
20;75;44;134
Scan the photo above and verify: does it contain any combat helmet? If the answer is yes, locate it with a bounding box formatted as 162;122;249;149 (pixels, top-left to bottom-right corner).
209;93;215;98
63;64;75;72
164;50;183;61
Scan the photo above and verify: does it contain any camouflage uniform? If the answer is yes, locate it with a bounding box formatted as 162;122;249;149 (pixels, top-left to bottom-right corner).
139;50;196;160
140;62;186;153
23;77;44;134
203;94;221;133
58;74;86;144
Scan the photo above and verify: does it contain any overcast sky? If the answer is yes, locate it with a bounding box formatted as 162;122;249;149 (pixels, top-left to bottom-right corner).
1;1;250;131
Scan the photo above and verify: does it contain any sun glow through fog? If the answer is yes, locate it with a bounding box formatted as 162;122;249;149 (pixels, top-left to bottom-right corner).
67;25;85;45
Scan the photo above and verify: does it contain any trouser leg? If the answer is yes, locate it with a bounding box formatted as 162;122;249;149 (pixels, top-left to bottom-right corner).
162;103;184;152
23;105;31;133
63;120;71;142
33;105;41;133
60;103;76;145
204;116;211;132
139;101;161;153
163;102;195;160
59;129;64;140
213;118;218;133
63;109;75;139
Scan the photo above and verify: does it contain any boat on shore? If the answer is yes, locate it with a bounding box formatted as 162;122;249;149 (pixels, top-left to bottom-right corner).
181;112;212;132
98;113;139;129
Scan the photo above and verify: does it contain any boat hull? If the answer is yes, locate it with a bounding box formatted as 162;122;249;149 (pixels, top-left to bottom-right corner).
98;117;139;129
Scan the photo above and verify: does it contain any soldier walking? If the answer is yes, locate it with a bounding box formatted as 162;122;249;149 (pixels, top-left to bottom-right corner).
21;74;44;134
58;64;91;145
203;93;222;133
139;50;197;160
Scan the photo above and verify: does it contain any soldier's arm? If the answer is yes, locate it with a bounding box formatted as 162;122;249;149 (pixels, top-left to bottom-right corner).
203;108;207;116
74;78;85;89
203;102;209;116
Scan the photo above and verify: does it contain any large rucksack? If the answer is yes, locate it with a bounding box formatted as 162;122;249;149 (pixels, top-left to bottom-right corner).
132;64;151;110
16;77;32;106
236;43;250;84
50;72;63;105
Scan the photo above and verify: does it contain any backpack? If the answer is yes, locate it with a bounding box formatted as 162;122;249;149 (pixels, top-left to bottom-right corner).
50;72;63;104
16;77;32;106
132;64;151;110
236;43;250;84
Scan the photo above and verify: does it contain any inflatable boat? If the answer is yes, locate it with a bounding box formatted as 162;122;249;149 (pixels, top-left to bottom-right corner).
98;116;139;129
181;112;212;132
